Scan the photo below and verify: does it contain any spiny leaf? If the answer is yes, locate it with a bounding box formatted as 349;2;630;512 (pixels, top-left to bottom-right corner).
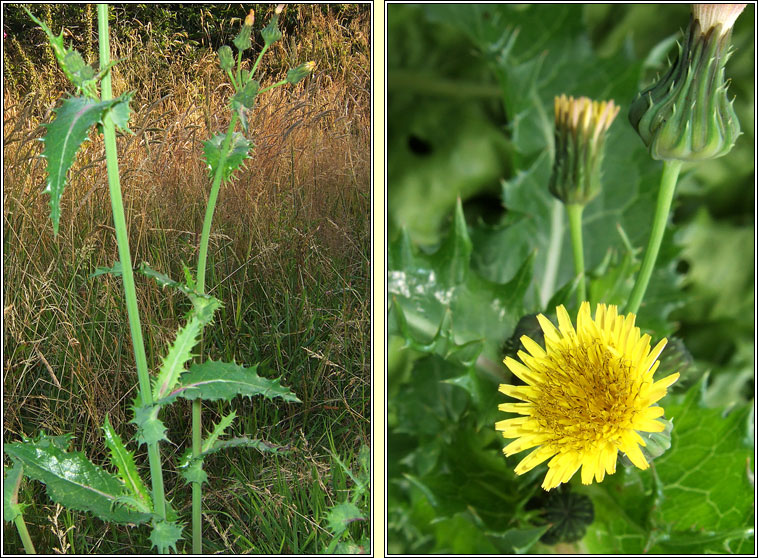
326;502;365;536
24;7;98;97
89;260;122;279
136;262;217;312
178;436;291;486
3;462;25;523
151;297;221;401
389;206;536;368
149;519;184;554
4;434;150;524
163;359;300;404
431;197;472;287
391;301;484;368
107;92;134;133
203;132;253;182
231;79;260;133
201;410;237;454
102;415;151;509
41;93;133;235
130;401;168;447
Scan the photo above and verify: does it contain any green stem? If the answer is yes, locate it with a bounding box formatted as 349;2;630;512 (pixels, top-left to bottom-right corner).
191;398;202;553
626;160;683;315
258;79;288;95
14;515;35;554
192;110;239;553
566;203;586;305
97;1;167;527
251;43;270;78
197;113;239;294
227;68;239;92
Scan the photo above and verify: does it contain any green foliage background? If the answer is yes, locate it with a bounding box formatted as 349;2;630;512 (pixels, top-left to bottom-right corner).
387;4;754;554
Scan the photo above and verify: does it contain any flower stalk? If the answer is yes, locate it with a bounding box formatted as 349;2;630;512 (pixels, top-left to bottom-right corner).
627;4;744;314
549;95;619;306
625;159;682;315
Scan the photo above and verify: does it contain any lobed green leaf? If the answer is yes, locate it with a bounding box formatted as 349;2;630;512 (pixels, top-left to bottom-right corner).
203;132;253;182
163;359;300;404
326;502;364;537
388;200;536;370
151;297;221;401
41;93;133;235
178;436;292;486
130;401;168;446
201;410;237;454
136;262;217;312
4;434;150;524
231;79;260;133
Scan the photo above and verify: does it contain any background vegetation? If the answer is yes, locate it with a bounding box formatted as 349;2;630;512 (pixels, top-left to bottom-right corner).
3;3;370;554
387;4;753;554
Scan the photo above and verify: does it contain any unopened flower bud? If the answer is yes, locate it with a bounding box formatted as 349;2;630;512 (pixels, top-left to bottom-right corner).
549;95;619;206
628;4;746;161
233;20;253;52
286;61;315;84
262;6;284;46
217;45;234;71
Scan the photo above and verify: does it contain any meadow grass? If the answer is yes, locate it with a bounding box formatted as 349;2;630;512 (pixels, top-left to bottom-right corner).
3;5;370;553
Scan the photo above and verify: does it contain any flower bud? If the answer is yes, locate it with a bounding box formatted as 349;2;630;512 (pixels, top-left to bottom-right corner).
233;22;253;52
262;7;284;46
286;61;315;84
217;45;234;72
628;4;745;161
549;95;619;206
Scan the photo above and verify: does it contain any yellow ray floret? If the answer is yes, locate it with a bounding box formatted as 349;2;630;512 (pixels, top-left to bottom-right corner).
496;301;679;491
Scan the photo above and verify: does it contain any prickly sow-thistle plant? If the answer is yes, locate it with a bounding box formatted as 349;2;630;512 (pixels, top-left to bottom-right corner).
4;5;311;554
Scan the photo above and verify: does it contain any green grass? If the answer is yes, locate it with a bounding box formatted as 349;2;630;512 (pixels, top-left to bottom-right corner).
3;4;369;554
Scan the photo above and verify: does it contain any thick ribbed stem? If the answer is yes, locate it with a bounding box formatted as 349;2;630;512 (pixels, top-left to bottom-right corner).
97;5;167;530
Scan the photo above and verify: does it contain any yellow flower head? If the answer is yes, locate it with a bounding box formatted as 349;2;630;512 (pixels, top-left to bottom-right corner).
496;302;679;491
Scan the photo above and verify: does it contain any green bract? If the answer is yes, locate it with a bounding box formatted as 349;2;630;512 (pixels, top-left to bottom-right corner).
549;95;619;206
629;15;741;161
233;23;253;52
262;17;283;46
287;61;315;84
